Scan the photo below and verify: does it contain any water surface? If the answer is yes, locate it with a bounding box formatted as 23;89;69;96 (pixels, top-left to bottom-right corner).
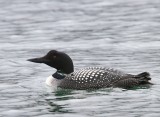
0;0;160;117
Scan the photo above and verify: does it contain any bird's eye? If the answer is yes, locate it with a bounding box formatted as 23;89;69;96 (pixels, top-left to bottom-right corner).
53;56;56;59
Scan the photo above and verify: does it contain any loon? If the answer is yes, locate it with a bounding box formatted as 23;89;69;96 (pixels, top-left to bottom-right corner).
28;50;152;89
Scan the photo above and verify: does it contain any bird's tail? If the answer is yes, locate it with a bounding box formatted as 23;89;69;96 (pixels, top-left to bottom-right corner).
134;72;152;85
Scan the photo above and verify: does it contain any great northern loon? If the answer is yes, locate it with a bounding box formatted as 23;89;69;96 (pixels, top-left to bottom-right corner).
28;50;152;89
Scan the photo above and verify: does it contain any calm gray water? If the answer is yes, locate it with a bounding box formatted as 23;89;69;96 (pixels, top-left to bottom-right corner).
0;0;160;117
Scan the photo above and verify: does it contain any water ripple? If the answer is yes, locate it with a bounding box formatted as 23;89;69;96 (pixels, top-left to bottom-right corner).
0;0;160;117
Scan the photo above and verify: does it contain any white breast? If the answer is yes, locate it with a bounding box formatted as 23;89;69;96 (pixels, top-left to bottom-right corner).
45;75;61;88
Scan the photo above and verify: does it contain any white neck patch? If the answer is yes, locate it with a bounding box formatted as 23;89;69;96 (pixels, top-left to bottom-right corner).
45;75;61;88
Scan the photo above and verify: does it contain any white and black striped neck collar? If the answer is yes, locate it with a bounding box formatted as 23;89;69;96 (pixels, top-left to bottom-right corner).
52;70;66;80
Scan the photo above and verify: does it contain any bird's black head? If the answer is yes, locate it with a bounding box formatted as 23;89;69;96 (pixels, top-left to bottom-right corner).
28;50;74;74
